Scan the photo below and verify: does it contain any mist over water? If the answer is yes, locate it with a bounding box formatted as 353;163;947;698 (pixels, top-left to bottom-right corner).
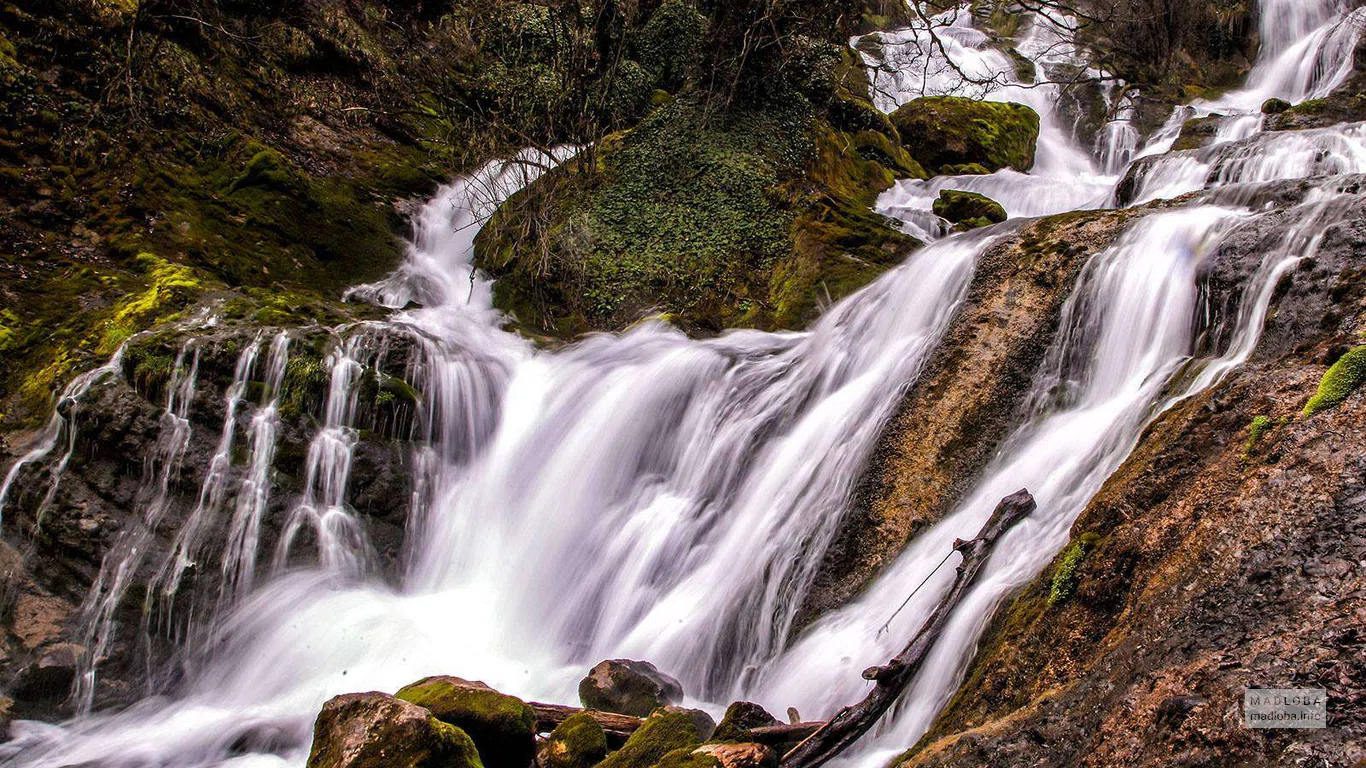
4;2;1366;766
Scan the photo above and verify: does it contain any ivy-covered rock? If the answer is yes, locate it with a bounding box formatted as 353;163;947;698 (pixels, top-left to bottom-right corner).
932;190;1007;228
395;676;538;768
306;692;484;768
890;97;1040;174
538;712;610;768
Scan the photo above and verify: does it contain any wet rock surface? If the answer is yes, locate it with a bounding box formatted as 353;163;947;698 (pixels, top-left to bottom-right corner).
579;660;686;718
894;192;1366;768
395;675;538;768
307;692;484;768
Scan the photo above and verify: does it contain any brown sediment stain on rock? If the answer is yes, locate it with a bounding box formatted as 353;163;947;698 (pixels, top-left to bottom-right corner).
799;209;1134;624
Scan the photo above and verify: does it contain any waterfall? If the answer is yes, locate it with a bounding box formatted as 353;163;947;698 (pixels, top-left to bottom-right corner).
0;348;126;530
4;0;1366;765
74;341;201;714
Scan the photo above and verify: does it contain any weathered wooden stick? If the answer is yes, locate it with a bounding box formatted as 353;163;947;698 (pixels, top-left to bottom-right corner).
778;488;1036;768
531;701;825;746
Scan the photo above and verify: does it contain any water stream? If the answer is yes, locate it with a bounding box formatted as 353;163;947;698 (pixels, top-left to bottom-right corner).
3;1;1365;766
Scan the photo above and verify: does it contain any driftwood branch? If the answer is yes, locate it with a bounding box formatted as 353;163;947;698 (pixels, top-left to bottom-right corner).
531;702;824;748
779;489;1036;768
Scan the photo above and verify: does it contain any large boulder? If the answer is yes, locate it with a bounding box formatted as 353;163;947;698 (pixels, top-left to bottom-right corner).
306;692;484;768
538;712;609;768
890;96;1040;174
932;190;1007;230
578;660;684;717
395;676;537;768
596;709;712;768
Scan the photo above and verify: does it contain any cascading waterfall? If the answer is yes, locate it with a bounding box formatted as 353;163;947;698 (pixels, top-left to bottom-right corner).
220;331;291;605
5;0;1366;766
75;341;201;714
0;348;126;530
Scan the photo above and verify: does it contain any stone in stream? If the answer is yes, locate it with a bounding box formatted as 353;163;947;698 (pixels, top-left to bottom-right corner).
395;676;538;768
891;96;1040;173
578;659;684;717
306;691;483;768
711;702;780;742
538;712;609;768
597;708;715;768
932;190;1007;231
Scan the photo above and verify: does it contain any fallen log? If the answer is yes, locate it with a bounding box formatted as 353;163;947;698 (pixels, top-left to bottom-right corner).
779;488;1036;768
530;701;825;747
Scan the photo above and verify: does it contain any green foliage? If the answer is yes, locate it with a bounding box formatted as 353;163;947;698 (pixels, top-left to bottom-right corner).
1049;532;1101;606
1303;345;1366;416
635;0;709;89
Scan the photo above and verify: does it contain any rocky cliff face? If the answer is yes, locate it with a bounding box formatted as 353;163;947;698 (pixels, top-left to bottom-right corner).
892;180;1366;767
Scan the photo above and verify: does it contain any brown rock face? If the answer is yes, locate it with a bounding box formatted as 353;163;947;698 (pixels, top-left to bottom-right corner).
893;191;1366;768
306;691;484;768
801;209;1134;624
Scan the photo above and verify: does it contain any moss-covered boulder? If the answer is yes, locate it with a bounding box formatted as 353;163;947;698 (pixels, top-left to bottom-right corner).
306;692;484;768
1172;115;1223;151
1262;98;1291;114
596;709;712;768
538;712;609;768
932;190;1007;229
395;676;537;768
890;97;1040;174
579;660;684;718
710;702;779;743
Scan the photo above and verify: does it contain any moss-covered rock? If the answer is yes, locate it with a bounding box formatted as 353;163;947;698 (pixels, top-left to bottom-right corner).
395;676;537;768
1261;98;1291;115
932;190;1006;228
579;660;684;718
1171;115;1225;151
596;709;712;768
539;712;609;768
306;692;484;768
1302;345;1366;416
890;97;1040;174
711;702;779;743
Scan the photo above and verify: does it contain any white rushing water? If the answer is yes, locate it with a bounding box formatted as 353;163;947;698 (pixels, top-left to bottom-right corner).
3;1;1366;766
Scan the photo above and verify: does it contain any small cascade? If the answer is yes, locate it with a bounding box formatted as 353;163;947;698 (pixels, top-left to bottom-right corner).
1121;122;1366;206
74;341;201;713
148;336;263;627
0;349;127;529
220;331;291;604
274;334;376;578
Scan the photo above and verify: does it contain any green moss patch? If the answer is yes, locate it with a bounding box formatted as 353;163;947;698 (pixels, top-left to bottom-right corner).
890;96;1040;174
1303;345;1366;416
1048;532;1101;606
541;713;609;768
597;710;708;768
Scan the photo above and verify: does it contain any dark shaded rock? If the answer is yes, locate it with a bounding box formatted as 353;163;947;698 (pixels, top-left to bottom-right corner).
932;190;1006;227
13;643;84;704
712;702;780;742
578;660;684;717
306;691;483;768
395;676;537;768
538;712;609;768
1262;98;1291;114
890;97;1040;173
